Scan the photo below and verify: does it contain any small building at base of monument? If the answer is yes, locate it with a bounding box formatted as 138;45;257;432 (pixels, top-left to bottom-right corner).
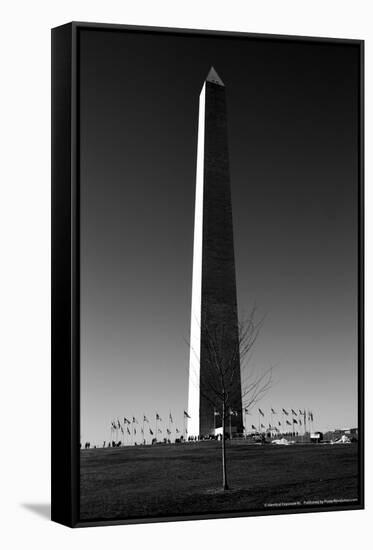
211;426;239;439
310;431;323;443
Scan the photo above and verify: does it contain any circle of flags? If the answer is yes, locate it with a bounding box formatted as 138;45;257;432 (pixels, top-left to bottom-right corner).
102;407;316;448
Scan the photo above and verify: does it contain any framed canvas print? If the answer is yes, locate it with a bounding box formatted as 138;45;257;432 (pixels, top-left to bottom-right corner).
51;22;364;527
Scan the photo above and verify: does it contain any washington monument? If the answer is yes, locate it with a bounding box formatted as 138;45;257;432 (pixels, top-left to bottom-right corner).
187;67;243;437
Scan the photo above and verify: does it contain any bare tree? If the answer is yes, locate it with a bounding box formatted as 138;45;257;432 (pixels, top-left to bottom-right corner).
188;307;272;491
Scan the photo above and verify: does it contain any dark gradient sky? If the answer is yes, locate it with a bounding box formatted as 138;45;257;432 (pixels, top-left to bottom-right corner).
79;28;360;444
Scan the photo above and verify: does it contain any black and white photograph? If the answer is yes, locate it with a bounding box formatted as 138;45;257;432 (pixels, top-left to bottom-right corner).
3;0;372;548
53;23;363;524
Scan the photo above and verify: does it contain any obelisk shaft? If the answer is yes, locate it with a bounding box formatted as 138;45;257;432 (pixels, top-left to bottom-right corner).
188;68;243;437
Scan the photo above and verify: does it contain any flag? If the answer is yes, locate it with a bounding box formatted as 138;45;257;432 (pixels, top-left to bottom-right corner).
282;408;289;415
271;408;276;414
258;408;264;417
291;409;297;416
127;427;131;435
166;429;171;435
293;419;298;424
143;415;149;422
156;413;162;421
184;411;191;418
251;425;256;430
169;412;173;423
286;420;291;426
149;428;154;435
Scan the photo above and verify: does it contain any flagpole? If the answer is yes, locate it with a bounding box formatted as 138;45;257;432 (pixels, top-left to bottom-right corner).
270;409;273;439
308;410;311;434
302;410;304;437
270;410;273;435
307;409;312;437
307;409;310;435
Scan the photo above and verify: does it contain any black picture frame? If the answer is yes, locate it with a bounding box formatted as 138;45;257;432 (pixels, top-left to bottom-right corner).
51;21;364;528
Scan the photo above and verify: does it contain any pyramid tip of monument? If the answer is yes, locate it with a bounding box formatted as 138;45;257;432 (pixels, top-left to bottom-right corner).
206;66;224;86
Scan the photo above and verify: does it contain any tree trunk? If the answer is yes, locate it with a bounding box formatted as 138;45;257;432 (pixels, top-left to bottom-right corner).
221;402;229;490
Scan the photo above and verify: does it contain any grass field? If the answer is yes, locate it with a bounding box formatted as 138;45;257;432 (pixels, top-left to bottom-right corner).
80;442;359;521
